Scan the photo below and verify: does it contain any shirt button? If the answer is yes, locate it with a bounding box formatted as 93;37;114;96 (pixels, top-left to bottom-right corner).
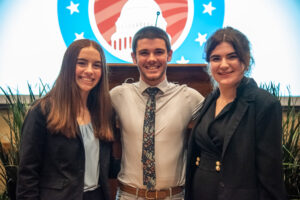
216;161;221;172
195;157;200;166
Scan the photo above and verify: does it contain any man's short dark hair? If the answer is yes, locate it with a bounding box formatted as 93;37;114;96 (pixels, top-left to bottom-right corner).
131;26;171;55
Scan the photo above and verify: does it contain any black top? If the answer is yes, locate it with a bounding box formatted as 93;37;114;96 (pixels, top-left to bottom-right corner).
192;95;235;199
195;99;235;154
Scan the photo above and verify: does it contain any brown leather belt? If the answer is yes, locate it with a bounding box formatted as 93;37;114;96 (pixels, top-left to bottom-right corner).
119;182;183;199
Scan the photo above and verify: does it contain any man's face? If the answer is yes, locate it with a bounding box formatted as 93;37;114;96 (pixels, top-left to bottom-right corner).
131;38;172;86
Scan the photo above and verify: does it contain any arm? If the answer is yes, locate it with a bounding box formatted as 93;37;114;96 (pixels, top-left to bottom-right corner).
109;111;121;179
16;105;47;200
109;152;121;179
109;133;121;179
255;99;286;200
185;121;202;200
189;88;205;121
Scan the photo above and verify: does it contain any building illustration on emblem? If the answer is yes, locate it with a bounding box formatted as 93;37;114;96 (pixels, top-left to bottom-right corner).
111;0;169;61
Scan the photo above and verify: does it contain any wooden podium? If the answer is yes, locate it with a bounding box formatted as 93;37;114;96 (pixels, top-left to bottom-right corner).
107;63;212;199
108;63;212;96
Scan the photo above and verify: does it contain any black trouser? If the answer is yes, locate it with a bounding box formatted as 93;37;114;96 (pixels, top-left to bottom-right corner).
83;187;105;200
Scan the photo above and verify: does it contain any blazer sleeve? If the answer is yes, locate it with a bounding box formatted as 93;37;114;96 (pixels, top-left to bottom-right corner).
108;109;121;179
185;118;203;200
255;98;286;200
16;105;47;200
109;155;121;179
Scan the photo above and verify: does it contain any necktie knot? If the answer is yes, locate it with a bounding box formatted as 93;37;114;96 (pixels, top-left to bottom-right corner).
145;87;159;98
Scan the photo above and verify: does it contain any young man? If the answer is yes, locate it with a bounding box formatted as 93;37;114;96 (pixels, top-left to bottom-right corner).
110;26;204;199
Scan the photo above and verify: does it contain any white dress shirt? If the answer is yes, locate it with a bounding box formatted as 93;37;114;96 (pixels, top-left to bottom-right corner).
110;79;204;189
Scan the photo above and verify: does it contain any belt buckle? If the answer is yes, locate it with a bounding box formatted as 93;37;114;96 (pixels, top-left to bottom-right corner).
145;189;157;200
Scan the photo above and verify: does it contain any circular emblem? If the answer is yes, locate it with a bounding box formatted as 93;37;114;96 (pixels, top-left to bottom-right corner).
58;0;224;63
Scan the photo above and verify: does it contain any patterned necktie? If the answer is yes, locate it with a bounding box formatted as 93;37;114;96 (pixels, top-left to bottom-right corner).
142;87;159;189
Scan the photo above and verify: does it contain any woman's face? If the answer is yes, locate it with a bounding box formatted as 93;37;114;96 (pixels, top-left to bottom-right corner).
75;46;102;96
209;42;245;90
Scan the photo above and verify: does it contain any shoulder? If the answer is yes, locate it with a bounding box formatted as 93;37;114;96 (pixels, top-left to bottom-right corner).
241;79;281;111
110;83;139;109
26;101;45;119
110;83;136;97
255;88;278;102
247;84;279;104
186;85;204;98
254;88;281;114
24;98;53;125
22;101;48;134
166;83;205;113
175;83;205;102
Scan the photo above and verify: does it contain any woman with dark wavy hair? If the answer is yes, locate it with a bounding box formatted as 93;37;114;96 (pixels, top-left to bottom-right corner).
17;39;115;200
185;27;286;200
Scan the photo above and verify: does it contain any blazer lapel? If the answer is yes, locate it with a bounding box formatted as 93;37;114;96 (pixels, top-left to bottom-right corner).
76;126;84;144
99;140;109;173
195;91;217;126
221;99;248;159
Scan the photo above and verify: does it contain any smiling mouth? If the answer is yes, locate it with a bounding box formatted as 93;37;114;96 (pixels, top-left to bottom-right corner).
80;77;94;84
145;65;160;70
218;71;233;75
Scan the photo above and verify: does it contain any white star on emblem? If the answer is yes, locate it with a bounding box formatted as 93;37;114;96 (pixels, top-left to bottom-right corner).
195;33;207;46
66;1;79;15
203;2;216;16
75;32;85;40
176;56;190;64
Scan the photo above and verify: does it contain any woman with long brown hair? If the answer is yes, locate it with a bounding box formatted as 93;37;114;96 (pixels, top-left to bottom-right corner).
17;39;115;200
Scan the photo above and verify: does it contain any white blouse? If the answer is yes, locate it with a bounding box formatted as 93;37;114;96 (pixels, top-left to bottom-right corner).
79;123;100;192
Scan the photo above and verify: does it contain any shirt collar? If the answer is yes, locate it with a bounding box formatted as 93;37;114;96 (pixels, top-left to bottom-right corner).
138;78;169;95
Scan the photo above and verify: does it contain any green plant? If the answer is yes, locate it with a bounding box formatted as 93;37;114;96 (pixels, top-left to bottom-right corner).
261;82;300;199
0;82;49;200
0;193;9;200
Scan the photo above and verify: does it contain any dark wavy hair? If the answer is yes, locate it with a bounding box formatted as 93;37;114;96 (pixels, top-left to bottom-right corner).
204;26;254;73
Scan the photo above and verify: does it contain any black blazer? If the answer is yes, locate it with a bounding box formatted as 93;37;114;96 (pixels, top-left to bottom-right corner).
185;78;286;200
16;103;115;200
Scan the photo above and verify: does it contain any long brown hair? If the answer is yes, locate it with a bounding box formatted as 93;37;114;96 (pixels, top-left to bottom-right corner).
38;39;113;141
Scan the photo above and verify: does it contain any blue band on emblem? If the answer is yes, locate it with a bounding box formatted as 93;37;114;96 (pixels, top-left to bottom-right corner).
57;0;224;64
